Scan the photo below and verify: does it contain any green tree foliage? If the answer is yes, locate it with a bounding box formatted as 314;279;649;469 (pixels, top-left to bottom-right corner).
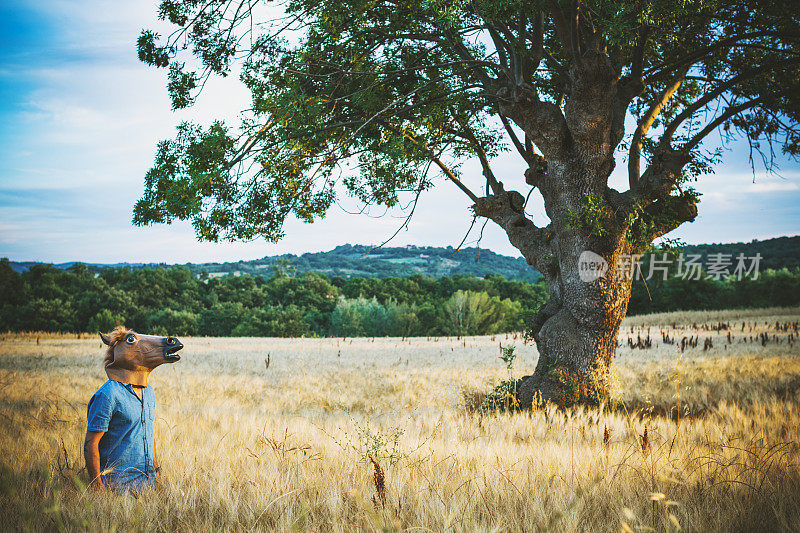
230;305;310;337
442;290;522;335
18;299;77;332
1;260;797;335
133;0;800;253
0;262;552;335
330;297;392;337
627;254;800;314
199;302;247;336
86;310;125;333
147;308;200;336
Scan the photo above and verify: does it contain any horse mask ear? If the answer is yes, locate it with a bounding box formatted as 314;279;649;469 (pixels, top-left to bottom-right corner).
100;332;112;346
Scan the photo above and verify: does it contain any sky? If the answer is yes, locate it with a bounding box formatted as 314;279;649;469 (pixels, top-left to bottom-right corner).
1;0;798;264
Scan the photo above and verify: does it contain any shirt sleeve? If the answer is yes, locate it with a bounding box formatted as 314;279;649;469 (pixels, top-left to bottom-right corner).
86;388;115;432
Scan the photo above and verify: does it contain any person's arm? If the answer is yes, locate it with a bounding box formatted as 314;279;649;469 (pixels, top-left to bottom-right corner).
84;430;105;491
85;387;114;491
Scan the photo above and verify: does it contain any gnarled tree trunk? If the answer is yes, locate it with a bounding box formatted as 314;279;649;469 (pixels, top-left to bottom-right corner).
517;230;634;408
473;49;696;407
517;148;636;407
476;164;637;407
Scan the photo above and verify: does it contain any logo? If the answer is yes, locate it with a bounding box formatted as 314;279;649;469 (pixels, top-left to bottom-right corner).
578;251;608;282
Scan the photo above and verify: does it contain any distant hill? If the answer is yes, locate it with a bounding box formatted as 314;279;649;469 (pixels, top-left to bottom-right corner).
181;244;541;282
7;244;537;280
7;236;799;281
7;260;166;272
681;236;800;271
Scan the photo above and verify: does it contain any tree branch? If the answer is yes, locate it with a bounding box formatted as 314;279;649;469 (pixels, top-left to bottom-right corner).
499;113;534;164
496;85;569;160
441;28;494;86
660;63;799;149
473;190;553;272
493;22;522;84
454;123;504;196
547;0;573;58
619;97;765;218
570;0;581;59
481;18;512;79
683;97;765;152
628;71;686;188
609;75;644;150
636;192;698;245
528;12;545;78
643;31;776;83
378;121;479;203
630;25;650;81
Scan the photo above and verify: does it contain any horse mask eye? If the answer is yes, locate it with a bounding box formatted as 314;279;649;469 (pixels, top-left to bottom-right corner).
125;334;136;345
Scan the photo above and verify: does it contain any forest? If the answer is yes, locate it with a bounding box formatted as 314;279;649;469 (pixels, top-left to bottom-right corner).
1;257;798;337
11;237;798;282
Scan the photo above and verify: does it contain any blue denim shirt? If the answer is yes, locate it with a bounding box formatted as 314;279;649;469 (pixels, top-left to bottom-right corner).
87;380;156;492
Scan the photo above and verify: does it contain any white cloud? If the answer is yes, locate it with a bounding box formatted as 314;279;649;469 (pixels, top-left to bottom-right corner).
745;178;800;193
1;0;799;263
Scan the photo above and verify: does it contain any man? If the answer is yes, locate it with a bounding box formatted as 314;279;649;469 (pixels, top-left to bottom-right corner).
84;327;183;493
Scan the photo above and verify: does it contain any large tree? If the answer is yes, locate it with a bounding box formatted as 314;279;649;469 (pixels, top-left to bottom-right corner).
135;0;800;406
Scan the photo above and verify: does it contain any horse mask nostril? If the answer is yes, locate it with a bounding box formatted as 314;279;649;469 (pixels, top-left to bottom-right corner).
163;336;183;360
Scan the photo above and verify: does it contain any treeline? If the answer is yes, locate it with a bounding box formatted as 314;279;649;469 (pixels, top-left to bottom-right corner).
1;258;798;337
629;267;800;314
0;259;545;337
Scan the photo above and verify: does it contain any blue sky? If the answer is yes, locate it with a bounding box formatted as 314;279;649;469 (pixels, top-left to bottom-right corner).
1;0;798;264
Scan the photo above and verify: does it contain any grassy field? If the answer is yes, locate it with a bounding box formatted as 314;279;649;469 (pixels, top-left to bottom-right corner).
1;307;799;532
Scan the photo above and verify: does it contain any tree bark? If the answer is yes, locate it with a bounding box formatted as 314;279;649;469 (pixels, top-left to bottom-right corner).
516;231;634;408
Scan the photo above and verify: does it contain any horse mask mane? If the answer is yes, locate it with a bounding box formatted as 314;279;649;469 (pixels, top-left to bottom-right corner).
102;326;133;368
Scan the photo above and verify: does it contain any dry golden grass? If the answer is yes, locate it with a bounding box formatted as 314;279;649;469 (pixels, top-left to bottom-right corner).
1;307;799;532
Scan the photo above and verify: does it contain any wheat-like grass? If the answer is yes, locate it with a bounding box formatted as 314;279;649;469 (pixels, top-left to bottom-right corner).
0;307;799;531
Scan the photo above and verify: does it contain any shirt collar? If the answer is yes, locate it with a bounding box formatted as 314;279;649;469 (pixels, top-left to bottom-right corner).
110;380;148;390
